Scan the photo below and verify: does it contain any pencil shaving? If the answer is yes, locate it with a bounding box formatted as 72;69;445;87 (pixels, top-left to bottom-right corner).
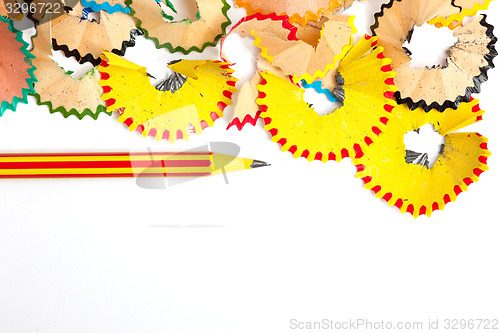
256;35;397;163
224;12;355;130
220;13;294;130
0;2;6;16
353;99;489;218
228;72;262;131
253;14;356;84
98;52;238;143
234;0;362;26
430;0;496;26
47;2;137;65
372;0;497;112
0;16;36;116
129;0;231;54
31;18;108;119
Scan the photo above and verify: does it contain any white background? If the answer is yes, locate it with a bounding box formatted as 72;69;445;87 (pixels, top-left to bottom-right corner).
0;0;499;332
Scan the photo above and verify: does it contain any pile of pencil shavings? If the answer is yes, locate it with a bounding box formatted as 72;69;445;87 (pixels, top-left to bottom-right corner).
0;0;497;218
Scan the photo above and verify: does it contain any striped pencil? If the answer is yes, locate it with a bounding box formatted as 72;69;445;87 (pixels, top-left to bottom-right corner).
0;152;269;179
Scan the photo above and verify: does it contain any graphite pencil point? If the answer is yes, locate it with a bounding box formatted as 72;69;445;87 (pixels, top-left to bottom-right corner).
250;160;271;169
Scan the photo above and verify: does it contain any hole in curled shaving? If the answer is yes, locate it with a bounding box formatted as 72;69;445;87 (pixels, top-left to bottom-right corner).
403;23;458;69
303;87;342;116
404;124;445;169
302;73;345;116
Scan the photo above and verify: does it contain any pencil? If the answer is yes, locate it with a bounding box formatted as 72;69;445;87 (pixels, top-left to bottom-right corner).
0;152;270;179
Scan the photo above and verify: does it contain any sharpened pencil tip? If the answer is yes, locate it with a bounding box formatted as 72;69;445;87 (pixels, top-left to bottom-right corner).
250;160;271;169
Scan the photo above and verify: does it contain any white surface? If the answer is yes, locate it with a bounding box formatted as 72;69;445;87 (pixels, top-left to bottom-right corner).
1;1;499;332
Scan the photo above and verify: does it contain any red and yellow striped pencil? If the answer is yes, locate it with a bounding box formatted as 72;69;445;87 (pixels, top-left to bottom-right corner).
0;152;269;179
